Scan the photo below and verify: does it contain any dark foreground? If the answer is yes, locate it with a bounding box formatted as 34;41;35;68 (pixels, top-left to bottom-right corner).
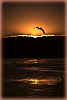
2;58;65;98
2;36;65;98
3;36;64;58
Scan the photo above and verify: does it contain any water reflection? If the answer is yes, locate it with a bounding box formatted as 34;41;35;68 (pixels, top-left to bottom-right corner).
27;79;38;84
19;67;63;72
8;77;62;86
23;59;47;64
3;58;64;65
3;58;64;97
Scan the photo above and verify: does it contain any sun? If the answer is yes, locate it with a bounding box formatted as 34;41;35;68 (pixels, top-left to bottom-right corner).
31;28;43;36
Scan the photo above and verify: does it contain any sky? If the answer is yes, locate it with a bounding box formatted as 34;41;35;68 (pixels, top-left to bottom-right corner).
3;2;65;36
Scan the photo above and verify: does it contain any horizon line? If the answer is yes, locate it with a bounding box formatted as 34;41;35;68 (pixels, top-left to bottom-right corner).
1;34;66;38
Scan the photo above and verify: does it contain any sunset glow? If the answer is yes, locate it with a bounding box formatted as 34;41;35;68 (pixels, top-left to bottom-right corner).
3;2;65;36
2;2;65;98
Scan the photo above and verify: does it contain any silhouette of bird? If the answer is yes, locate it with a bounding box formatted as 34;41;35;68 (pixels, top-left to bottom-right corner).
35;27;45;34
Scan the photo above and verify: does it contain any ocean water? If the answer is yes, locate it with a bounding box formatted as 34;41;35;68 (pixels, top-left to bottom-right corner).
2;58;65;98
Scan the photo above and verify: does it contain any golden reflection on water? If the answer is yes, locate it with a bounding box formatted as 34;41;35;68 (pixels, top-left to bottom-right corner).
28;79;38;84
9;77;61;85
23;59;47;64
24;59;38;64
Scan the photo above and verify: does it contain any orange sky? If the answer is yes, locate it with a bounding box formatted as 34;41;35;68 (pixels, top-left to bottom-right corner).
3;2;65;36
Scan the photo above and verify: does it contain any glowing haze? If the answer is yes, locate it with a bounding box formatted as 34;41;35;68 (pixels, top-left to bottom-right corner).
3;2;65;36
